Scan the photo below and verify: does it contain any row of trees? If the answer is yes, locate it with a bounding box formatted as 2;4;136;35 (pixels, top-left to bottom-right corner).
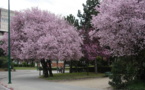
67;0;145;88
0;8;83;77
65;0;110;73
1;0;145;88
0;0;109;77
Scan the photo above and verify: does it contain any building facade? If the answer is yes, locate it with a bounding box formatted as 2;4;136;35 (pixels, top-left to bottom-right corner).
0;8;15;39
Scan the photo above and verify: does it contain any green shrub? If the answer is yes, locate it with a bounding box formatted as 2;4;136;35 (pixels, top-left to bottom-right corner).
70;66;111;73
126;80;145;90
22;62;27;67
98;66;111;73
109;56;139;89
109;60;126;89
0;56;8;68
0;56;14;69
14;61;35;67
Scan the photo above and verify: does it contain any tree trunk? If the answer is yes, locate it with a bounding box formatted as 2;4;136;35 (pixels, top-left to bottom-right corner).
87;60;89;75
76;61;78;72
56;60;59;73
95;59;98;73
40;59;48;78
47;60;53;77
26;61;28;67
70;60;72;73
63;60;66;73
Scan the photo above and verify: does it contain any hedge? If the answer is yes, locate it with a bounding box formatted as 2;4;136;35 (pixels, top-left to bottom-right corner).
71;66;111;73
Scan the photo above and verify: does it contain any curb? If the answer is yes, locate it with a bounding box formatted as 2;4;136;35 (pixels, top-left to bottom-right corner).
0;82;14;90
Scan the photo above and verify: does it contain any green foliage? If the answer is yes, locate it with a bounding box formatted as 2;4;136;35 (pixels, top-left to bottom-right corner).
22;62;27;67
0;48;4;56
71;59;87;68
98;66;111;73
68;57;111;73
77;0;99;29
126;80;145;90
0;56;8;68
0;56;15;69
0;42;6;68
0;41;4;56
109;60;126;88
66;0;100;30
65;14;79;29
97;58;109;67
109;57;139;89
69;66;111;73
14;61;35;67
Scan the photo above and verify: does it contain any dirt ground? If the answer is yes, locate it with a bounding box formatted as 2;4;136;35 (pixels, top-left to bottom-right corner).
59;77;113;90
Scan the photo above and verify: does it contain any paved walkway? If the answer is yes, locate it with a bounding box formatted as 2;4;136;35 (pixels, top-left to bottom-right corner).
0;84;6;90
59;78;112;90
0;84;11;90
0;70;112;90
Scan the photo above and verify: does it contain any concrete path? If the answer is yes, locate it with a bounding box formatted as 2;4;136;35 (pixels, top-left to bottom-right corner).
0;84;7;90
60;78;112;90
0;83;11;90
0;70;111;90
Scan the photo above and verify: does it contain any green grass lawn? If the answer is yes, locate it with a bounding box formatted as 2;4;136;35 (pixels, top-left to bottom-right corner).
14;67;37;70
41;72;105;81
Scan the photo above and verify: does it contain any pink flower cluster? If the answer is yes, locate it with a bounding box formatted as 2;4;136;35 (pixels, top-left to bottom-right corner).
0;8;83;61
91;0;145;56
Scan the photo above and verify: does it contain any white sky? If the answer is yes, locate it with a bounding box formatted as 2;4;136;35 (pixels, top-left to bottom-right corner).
0;0;86;17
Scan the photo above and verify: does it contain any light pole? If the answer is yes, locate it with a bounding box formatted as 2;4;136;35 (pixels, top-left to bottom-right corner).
8;0;12;84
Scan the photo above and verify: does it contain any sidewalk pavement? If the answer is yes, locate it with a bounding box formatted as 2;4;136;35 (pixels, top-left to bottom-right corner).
0;84;8;90
0;82;13;90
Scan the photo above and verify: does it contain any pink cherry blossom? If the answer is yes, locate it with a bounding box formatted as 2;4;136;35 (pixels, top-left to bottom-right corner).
91;0;145;56
0;7;83;61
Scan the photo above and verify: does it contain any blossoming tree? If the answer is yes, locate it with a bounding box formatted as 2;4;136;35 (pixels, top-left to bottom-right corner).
91;0;145;86
1;8;83;77
78;29;110;73
91;0;145;56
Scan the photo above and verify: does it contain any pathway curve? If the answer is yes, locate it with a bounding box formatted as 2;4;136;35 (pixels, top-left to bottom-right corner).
0;70;111;90
60;77;112;90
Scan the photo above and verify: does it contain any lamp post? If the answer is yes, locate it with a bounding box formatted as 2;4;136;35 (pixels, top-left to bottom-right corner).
8;0;12;84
